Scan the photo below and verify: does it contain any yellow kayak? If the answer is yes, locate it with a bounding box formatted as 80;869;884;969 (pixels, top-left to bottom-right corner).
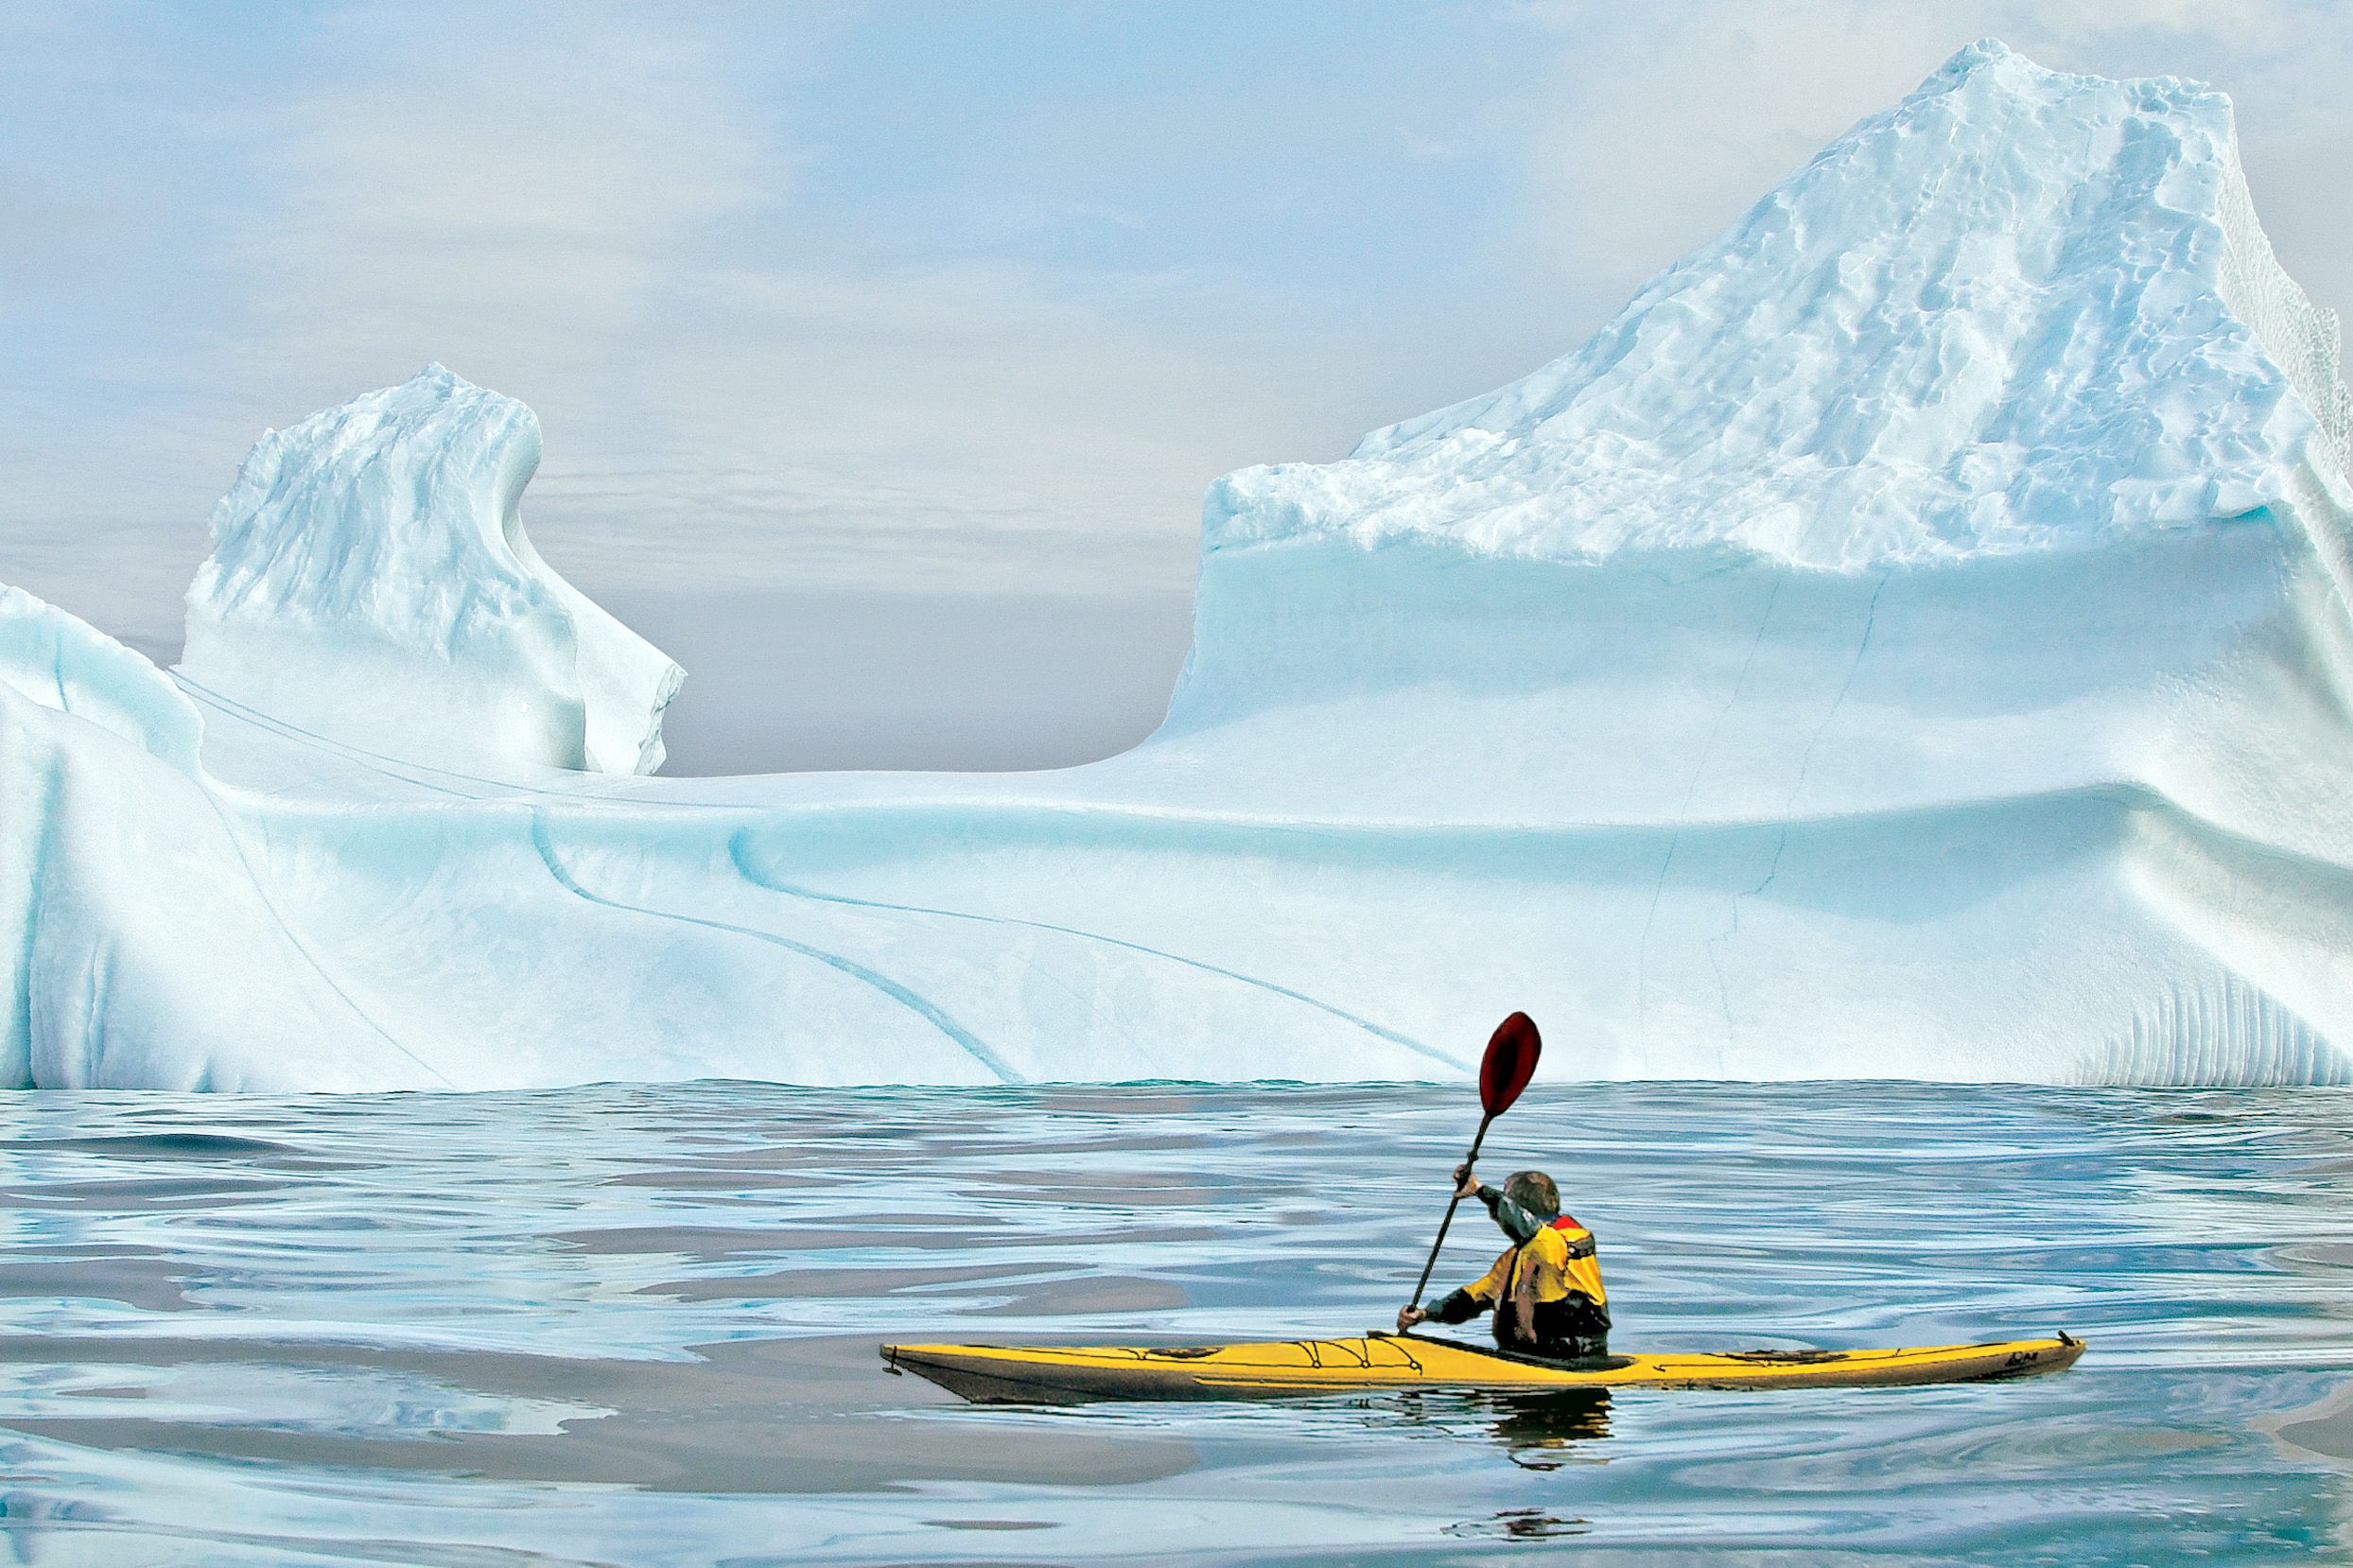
880;1331;2084;1403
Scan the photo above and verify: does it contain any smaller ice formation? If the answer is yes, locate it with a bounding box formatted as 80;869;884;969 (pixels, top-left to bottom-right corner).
181;366;683;775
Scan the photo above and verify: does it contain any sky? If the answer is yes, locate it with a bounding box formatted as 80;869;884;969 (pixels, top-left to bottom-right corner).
4;1;2348;773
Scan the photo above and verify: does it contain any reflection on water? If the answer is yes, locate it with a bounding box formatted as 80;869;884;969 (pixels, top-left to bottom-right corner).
1374;1387;1614;1470
1442;1506;1591;1541
0;1081;2346;1563
1480;1389;1613;1467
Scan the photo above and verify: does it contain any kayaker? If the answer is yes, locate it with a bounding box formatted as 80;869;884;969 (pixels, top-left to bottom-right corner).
1394;1165;1610;1361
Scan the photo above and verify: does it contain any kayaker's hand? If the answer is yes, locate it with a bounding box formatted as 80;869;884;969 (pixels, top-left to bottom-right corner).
1396;1306;1427;1333
1452;1164;1479;1199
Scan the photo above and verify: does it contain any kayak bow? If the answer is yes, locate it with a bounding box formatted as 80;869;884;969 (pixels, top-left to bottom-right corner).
880;1332;2084;1403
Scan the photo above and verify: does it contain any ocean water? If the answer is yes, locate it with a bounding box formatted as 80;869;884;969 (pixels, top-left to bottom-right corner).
0;1082;2346;1565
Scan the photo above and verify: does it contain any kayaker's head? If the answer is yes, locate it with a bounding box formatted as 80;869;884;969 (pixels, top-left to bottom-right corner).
1502;1170;1559;1221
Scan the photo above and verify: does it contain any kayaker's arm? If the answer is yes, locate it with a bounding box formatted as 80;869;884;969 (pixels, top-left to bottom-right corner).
1397;1248;1511;1333
1424;1286;1488;1325
1450;1163;1549;1244
1398;1164;1521;1334
1399;1285;1490;1333
1476;1185;1548;1246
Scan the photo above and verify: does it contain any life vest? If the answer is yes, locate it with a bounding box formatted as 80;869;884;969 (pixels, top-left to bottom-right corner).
1480;1213;1608;1352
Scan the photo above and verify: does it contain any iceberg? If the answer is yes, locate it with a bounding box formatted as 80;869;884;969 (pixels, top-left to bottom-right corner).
5;42;2352;1089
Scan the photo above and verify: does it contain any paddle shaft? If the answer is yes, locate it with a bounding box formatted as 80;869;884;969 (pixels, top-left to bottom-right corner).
1406;1113;1494;1311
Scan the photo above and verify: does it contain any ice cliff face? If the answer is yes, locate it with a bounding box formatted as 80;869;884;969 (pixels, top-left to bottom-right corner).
0;589;434;1089
182;365;683;775
5;43;2352;1089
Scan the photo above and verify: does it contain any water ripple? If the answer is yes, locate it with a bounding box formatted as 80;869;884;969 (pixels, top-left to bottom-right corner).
0;1082;2344;1563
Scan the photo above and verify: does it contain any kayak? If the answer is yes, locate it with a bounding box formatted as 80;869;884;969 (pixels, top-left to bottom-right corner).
880;1331;2084;1403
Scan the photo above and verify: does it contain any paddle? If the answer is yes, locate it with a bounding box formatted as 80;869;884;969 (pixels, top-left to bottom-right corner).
1403;1012;1543;1319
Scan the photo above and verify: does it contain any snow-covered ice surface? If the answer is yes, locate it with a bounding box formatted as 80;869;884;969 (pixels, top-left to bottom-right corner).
5;43;2352;1090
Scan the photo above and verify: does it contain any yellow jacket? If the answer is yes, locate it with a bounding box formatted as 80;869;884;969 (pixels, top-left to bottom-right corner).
1463;1216;1607;1317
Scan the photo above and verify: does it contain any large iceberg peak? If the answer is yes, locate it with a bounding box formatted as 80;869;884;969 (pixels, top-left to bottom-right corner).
182;365;683;775
1206;40;2351;572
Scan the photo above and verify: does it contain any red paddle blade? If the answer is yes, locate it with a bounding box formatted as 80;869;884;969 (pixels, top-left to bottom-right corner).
1478;1012;1543;1117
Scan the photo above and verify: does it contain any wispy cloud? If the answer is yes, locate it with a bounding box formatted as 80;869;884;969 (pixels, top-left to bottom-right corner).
220;5;785;392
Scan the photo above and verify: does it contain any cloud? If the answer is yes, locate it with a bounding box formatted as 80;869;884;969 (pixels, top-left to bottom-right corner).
182;4;1373;602
515;287;1348;602
215;5;783;400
